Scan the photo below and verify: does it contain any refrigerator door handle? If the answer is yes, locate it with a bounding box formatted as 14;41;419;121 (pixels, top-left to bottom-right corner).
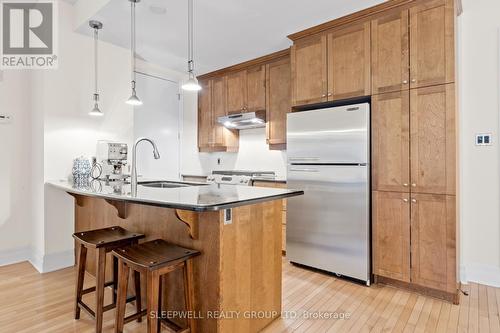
289;157;320;161
289;168;319;172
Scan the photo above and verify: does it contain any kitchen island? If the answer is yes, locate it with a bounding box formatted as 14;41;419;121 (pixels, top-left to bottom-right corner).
47;179;303;333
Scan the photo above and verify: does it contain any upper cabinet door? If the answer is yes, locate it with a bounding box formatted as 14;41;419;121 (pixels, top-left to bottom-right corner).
291;34;327;106
371;10;410;94
372;191;411;282
410;84;455;195
327;22;371;101
266;57;291;149
372;91;410;192
226;70;246;114
246;65;266;112
410;0;455;89
410;194;456;293
211;76;227;147
198;80;212;149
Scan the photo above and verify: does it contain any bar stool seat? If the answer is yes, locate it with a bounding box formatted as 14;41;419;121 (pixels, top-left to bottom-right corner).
73;226;145;333
113;239;200;333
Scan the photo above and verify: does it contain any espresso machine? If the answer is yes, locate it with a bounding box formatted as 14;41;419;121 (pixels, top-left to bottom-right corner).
96;141;129;182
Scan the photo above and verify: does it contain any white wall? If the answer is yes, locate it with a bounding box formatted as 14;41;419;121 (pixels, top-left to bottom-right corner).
0;70;34;265
459;0;500;286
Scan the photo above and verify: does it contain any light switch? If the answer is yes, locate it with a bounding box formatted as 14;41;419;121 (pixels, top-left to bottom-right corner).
476;133;492;146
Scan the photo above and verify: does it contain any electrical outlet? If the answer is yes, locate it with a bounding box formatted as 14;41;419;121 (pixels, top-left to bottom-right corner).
224;209;232;225
476;133;492;146
0;114;12;124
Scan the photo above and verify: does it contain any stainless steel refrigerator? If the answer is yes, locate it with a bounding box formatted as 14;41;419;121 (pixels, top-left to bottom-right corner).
286;103;370;285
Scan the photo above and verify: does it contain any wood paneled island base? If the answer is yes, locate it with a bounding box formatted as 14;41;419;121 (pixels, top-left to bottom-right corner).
73;195;283;333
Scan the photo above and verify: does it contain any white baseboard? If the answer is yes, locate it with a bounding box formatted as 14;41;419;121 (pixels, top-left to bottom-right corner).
462;263;500;287
0;246;32;266
0;247;74;273
31;249;74;273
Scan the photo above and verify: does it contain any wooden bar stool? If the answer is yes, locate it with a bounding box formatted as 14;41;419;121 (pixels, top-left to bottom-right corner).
112;239;200;333
73;226;145;333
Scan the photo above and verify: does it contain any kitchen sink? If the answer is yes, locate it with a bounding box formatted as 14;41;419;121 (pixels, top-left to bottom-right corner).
139;181;196;189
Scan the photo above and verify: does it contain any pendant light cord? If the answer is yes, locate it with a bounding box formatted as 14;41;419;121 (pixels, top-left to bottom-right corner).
187;0;194;73
131;1;136;82
94;27;98;96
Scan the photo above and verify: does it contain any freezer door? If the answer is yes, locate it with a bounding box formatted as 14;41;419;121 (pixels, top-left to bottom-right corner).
286;165;370;282
287;103;369;164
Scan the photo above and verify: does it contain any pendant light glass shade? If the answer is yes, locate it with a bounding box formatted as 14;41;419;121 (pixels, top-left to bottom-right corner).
127;0;142;106
89;94;104;116
182;0;201;91
89;20;104;116
126;80;143;106
181;69;202;91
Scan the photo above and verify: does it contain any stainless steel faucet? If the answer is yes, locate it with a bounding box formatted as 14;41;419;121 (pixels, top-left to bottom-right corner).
131;137;160;196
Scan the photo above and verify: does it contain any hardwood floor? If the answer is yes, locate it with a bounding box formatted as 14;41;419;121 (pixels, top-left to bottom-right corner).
0;260;499;332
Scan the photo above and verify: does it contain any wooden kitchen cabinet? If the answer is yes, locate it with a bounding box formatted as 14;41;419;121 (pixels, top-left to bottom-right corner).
371;0;454;94
212;76;227;146
198;78;239;152
252;181;287;253
225;65;266;114
371;10;410;94
410;0;455;89
372;191;411;283
266;57;291;150
291;22;371;106
198;79;212;149
246;65;266;112
372;91;410;192
327;21;371;101
291;34;327;106
225;70;246;114
410;84;455;195
373;192;457;296
410;194;456;293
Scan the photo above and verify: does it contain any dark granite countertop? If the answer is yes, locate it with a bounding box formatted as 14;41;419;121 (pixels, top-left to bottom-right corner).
46;179;302;212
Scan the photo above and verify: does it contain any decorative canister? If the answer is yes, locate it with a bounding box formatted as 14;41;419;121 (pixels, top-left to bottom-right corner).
72;156;92;181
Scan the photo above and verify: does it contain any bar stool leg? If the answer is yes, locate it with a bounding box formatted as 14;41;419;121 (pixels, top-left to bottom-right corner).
74;243;87;320
183;259;196;333
115;260;130;333
95;247;106;333
147;270;161;333
134;271;142;323
112;256;118;305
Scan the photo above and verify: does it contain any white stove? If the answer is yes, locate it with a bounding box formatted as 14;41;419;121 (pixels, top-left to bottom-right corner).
207;170;276;186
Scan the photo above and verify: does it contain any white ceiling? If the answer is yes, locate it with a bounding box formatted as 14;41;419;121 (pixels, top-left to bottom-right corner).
76;0;385;75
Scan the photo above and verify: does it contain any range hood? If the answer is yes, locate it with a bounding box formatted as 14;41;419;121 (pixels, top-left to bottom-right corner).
218;110;266;130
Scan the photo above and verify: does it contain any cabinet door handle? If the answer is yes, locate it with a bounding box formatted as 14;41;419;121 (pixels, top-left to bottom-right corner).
411;183;417;187
327;93;332;97
403;80;408;84
322;94;327;98
411;79;416;83
411;199;417;203
403;198;409;203
403;183;409;187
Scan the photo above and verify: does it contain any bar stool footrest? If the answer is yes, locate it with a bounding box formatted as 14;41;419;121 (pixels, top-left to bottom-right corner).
81;280;115;295
77;295;137;318
124;309;147;324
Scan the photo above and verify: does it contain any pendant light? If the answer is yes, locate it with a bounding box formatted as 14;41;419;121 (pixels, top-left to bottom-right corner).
181;0;202;91
126;0;143;106
89;20;104;116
